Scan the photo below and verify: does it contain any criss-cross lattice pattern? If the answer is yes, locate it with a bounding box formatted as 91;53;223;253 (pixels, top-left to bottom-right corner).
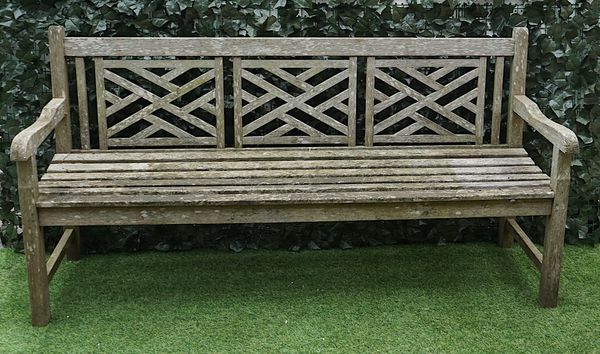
366;58;487;145
95;59;224;148
233;59;357;146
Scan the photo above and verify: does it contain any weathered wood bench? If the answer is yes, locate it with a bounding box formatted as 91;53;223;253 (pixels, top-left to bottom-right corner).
11;26;579;326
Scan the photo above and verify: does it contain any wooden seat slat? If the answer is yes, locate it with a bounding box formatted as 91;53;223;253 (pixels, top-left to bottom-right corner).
52;147;528;163
45;157;535;173
38;180;550;196
38;173;550;188
37;187;554;208
40;165;544;181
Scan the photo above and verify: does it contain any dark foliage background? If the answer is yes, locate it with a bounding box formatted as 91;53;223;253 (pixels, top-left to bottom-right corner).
1;0;598;252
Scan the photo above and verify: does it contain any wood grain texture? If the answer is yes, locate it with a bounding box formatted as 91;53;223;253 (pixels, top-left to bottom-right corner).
17;157;50;326
75;58;90;149
539;146;572;308
38;199;551;227
94;57;108;149
507;27;528;147
10;98;66;161
48;26;71;154
513;95;579;153
46;228;75;282
491;57;505;145
507;218;542;271
64;37;515;57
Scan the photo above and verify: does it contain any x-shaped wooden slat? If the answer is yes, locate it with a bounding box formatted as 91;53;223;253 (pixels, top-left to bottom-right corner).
102;66;217;138
239;66;350;137
373;67;479;135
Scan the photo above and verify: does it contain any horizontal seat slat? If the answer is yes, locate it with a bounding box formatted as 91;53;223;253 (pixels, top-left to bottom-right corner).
40;165;544;181
38;173;550;189
52;147;528;163
38;180;551;197
45;157;535;173
37;187;554;208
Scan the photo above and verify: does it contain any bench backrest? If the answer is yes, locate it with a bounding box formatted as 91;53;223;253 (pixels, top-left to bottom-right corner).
49;26;527;150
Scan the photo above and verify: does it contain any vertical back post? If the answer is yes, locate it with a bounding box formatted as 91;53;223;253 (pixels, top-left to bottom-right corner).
75;58;91;149
491;57;505;145
507;27;528;147
233;57;243;148
48;26;72;153
347;57;358;147
214;57;225;148
475;57;487;144
364;57;376;146
94;58;108;150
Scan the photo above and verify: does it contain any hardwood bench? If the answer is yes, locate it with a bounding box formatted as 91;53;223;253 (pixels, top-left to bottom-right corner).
11;26;579;326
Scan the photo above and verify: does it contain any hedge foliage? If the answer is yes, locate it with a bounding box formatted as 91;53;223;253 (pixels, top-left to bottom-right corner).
1;0;599;251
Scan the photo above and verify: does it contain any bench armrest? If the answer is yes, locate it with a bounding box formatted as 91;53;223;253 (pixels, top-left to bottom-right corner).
513;95;579;154
10;98;67;161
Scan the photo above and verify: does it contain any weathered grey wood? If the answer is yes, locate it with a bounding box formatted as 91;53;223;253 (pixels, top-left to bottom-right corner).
233;57;243;148
39;181;550;199
36;186;554;208
17;157;50;326
103;59;214;68
539;146;572;308
10;99;66;161
66;227;81;261
46;228;75;282
475;57;487;144
513;95;579;153
497;218;513;248
39;173;550;189
364;57;375;146
75;58;90;149
375;58;480;68
38;199;551;227
491;57;505;145
242;59;350;68
507;218;542;272
45;157;536;173
48;26;71;154
94;58;108;150
52;147;530;163
372;67;478;136
348;57;357;146
373;135;476;144
63;36;515;57
507;27;528;147
41;165;545;182
215;57;225;149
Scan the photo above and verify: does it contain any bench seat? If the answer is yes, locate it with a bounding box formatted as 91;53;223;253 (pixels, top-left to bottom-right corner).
37;147;553;212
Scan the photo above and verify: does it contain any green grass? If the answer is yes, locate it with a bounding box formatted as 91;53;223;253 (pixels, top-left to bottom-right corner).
1;243;599;353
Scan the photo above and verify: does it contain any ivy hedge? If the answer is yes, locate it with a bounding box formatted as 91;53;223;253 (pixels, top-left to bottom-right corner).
1;0;599;252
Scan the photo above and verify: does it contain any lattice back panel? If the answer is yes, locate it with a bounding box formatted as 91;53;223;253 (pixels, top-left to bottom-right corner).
233;58;358;147
93;58;224;149
365;58;488;145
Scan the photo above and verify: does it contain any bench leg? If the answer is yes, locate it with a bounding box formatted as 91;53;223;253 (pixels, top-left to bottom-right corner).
66;227;81;261
23;223;51;326
539;148;571;308
17;158;51;326
497;217;513;248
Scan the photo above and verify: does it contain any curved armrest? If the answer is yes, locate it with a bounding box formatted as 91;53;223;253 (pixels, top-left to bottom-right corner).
10;98;66;161
513;95;579;154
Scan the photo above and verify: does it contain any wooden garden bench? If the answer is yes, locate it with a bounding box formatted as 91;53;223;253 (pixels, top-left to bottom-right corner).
11;26;579;326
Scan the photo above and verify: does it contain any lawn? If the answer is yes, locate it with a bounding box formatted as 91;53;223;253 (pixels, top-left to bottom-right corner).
1;243;599;353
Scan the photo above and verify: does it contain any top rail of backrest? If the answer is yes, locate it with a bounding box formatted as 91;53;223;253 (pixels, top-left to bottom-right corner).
63;37;515;57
